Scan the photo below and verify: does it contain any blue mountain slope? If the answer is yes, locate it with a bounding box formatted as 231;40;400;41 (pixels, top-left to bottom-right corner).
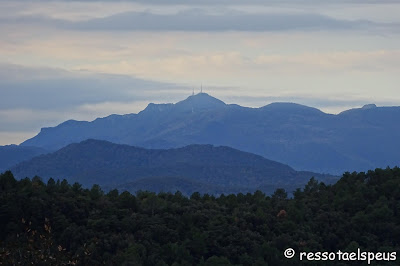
20;94;400;174
0;145;47;172
12;139;336;195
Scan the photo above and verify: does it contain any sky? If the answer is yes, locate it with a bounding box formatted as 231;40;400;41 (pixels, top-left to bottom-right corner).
1;0;400;145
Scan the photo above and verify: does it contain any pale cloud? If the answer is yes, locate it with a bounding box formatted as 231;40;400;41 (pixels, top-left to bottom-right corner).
254;50;400;72
0;109;58;130
0;63;190;111
74;49;400;85
4;1;400;29
77;101;150;116
0;63;192;140
0;132;38;146
70;10;359;32
0;1;150;22
1;0;400;145
7;0;400;5
74;51;247;80
1;9;393;33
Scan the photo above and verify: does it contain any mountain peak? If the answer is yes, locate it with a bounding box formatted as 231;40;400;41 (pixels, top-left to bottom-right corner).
140;93;225;114
175;92;226;112
141;103;174;114
362;104;377;110
339;103;378;115
261;102;324;115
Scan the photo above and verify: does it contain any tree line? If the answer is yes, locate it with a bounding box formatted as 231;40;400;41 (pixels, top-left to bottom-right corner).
1;167;400;265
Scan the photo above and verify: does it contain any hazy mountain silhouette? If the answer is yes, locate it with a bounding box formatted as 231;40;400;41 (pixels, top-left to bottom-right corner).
11;139;336;195
0;145;47;173
20;93;400;174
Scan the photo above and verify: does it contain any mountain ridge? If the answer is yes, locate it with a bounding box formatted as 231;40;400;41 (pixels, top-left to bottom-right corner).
16;93;400;174
11;139;336;195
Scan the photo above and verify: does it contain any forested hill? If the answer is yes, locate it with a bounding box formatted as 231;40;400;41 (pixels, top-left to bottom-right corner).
1;167;400;265
11;139;335;195
20;93;400;174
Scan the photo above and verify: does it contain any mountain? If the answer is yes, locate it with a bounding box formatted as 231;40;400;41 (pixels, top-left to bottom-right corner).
0;145;47;173
11;139;335;195
20;93;400;174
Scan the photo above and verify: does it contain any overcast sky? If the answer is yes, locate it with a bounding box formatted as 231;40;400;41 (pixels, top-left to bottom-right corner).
1;0;400;145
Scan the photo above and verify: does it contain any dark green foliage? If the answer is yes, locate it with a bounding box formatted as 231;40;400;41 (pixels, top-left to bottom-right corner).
1;167;400;265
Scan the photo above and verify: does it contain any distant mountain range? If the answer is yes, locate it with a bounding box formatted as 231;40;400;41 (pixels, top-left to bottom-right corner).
0;145;46;173
11;139;336;195
17;93;400;174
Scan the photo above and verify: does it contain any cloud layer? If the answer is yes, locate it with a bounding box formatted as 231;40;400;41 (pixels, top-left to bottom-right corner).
1;8;395;33
73;10;362;32
0;64;182;110
1;1;400;145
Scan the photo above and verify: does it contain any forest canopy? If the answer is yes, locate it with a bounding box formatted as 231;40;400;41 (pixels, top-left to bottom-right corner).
1;167;400;265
